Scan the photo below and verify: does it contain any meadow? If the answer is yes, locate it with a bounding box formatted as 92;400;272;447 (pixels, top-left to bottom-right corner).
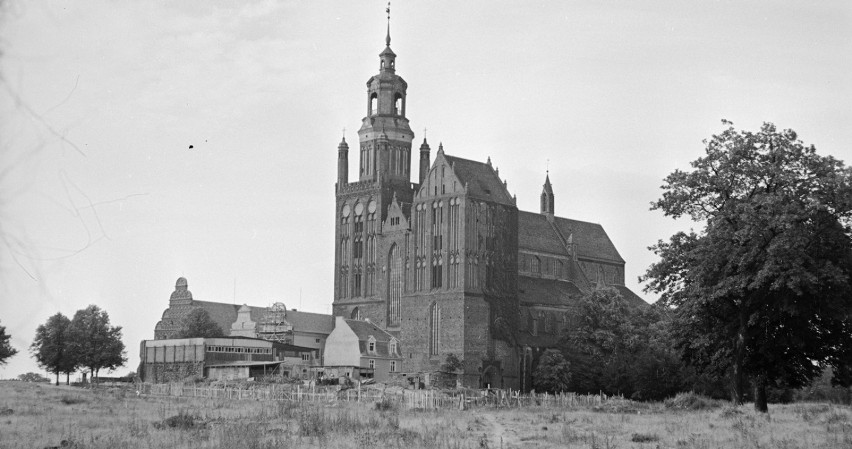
0;381;850;449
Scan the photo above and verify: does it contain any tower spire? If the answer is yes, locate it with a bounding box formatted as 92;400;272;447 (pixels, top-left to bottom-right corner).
541;171;555;217
385;2;391;47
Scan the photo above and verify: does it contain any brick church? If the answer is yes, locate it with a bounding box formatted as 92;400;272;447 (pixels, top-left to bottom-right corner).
332;19;645;389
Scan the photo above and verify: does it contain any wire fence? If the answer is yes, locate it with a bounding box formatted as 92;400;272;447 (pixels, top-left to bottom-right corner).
139;382;615;410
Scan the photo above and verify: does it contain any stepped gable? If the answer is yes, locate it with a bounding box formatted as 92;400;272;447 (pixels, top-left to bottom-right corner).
518;276;584;306
345;319;396;357
517;212;570;255
444;154;514;206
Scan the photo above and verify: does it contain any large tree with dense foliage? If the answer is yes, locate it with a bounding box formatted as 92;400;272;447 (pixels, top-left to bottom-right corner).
532;349;572;393
176;308;225;338
31;313;76;385
0;320;18;365
558;287;684;400
68;305;126;381
643;122;852;412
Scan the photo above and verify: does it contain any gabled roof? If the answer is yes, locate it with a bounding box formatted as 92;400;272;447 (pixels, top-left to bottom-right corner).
611;285;649;309
343;319;400;359
518;212;570;256
193;301;334;336
443;154;515;206
517;211;624;263
518;276;584;307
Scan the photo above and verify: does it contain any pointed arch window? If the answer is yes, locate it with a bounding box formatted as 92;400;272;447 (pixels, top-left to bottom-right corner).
430;303;441;356
370;93;378;115
351;307;361;320
531;256;541;275
388;244;402;325
394;93;403;116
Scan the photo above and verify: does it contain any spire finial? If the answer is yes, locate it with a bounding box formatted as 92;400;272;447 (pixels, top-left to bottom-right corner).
385;2;391;47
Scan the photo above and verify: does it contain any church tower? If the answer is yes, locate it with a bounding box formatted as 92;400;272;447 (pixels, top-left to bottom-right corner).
333;8;416;329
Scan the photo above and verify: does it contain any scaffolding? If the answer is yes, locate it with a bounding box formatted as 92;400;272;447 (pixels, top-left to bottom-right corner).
257;302;294;343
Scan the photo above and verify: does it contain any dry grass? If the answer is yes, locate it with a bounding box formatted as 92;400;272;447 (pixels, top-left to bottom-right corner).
1;381;851;449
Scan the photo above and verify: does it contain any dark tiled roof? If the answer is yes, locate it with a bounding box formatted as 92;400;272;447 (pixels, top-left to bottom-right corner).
444;154;514;206
518;276;584;306
552;216;624;263
345;319;399;358
193;301;334;335
518;212;569;256
517;211;624;263
612;285;649;309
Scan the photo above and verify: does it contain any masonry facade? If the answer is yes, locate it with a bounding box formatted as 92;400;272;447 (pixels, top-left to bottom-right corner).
332;25;644;390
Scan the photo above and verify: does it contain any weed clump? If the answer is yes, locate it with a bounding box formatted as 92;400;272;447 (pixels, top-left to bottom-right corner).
59;395;88;405
155;411;202;430
631;432;659;442
664;392;722;410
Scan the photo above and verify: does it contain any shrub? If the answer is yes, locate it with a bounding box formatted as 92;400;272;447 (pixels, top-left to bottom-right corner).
664;392;723;410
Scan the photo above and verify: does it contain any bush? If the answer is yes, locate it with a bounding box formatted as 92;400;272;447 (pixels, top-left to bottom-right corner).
664;392;723;410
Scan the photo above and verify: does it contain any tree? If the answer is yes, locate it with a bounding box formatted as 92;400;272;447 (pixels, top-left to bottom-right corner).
30;313;76;385
532;349;572;393
441;353;463;373
68;305;127;382
643;122;852;412
0;320;18;365
18;372;50;383
176;308;224;338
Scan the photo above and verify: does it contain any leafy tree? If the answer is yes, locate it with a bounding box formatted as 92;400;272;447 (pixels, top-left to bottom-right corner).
68;305;126;382
18;372;50;383
643;122;852;412
176;308;225;338
532;349;571;393
30;313;76;385
441;353;463;373
0;320;17;365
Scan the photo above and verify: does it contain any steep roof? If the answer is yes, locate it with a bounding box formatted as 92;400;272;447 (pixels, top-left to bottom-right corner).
343;319;400;359
611;285;649;309
444;154;514;206
517;211;624;263
193;300;334;336
518;276;584;307
518;212;569;256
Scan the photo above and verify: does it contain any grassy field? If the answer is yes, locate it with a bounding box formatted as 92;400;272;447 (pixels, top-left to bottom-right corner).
1;381;850;449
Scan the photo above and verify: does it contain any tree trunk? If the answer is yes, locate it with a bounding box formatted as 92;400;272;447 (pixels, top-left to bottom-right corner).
65;372;70;385
55;371;59;386
731;310;747;404
754;375;768;413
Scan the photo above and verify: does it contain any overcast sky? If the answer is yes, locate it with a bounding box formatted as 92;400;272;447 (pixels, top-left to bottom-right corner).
1;1;850;378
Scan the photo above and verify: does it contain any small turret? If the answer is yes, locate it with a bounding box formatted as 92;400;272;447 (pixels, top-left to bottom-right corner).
419;138;431;184
541;172;555;218
337;136;349;187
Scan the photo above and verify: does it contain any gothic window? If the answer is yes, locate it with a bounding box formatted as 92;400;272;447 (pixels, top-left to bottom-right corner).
370;93;378;115
351;307;360;320
340;266;349;298
430;302;441;356
388;244;402;325
354;269;362;296
431;256;443;289
544;313;553;334
531;256;541;275
557;260;564;279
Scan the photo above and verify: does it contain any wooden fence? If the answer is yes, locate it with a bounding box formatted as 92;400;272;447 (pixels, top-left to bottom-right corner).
139;382;614;410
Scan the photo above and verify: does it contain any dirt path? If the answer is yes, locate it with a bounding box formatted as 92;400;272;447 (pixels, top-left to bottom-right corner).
478;410;520;448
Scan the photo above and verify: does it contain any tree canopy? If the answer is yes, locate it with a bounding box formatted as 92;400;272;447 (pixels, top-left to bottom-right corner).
176;308;225;338
0;320;18;365
68;305;127;381
532;349;571;394
31;313;76;385
643;122;852;412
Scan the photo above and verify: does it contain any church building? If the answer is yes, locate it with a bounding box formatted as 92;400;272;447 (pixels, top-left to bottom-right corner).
332;17;644;389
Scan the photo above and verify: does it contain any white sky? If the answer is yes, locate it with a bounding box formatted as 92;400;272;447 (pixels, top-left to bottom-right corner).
1;0;850;378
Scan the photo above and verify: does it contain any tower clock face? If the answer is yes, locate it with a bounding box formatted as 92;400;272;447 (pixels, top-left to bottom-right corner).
354;203;364;216
368;200;377;214
341;204;351;217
